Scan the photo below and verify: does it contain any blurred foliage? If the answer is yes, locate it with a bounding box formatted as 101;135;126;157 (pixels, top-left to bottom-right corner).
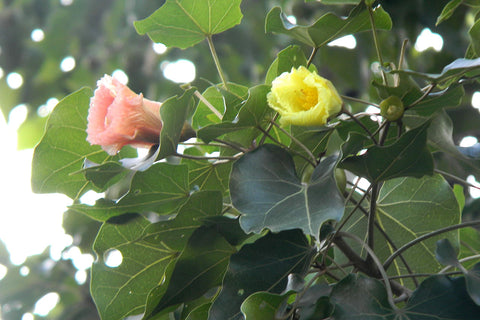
2;0;480;319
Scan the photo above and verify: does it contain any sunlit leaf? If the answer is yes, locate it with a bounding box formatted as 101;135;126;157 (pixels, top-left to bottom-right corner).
208;230;315;320
265;3;391;48
240;292;287;320
230;144;345;238
134;0;243;49
31;88;132;199
69;163;190;221
156;88;196;160
91;191;222;320
265;45;308;85
197;85;272;143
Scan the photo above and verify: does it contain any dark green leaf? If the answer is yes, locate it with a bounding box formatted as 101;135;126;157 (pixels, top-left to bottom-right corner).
197;85;272;143
156;88;196;160
436;0;462;26
202;216;251;246
144;227;235;319
405;275;480;318
186;303;212;320
82;160;129;190
134;0;243;49
265;4;392;48
466;263;480;305
305;0;359;3
230;144;345;238
435;238;459;267
340;122;434;182
208;230;315;320
31;88;130;199
329;274;395;319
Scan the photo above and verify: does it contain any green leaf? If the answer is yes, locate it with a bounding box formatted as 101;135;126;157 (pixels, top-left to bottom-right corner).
69;163;190;221
305;0;359;3
184;157;232;193
193;83;248;129
393;57;480;84
91;214;177;320
340;121;434;182
469;19;480;57
144;227;235;319
31;88;129;199
436;0;462;26
265;4;392;48
230;144;345;238
91;191;223;320
240;292;287;320
409;85;464;117
185;303;212;320
82;160;129;191
376;175;460;281
405;275;480;318
435;238;459;267
134;0;243;49
342;174;461;288
157;88;196;160
197;85;272;143
265;45;308;85
459;228;480;269
329;274;394;319
466;262;480;306
208;230;315;320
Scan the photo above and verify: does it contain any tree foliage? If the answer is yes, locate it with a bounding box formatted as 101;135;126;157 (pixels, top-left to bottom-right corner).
2;0;480;319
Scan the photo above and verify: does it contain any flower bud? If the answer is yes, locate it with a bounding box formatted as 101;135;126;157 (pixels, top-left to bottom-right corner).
379;95;404;121
267;66;342;126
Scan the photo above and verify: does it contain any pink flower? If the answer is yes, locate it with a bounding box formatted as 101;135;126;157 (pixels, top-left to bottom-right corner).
86;75;163;155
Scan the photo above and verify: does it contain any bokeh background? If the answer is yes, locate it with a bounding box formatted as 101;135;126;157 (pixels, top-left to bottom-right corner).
1;0;480;319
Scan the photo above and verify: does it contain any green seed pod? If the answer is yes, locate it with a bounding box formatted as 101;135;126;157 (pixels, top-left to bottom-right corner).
379;95;404;121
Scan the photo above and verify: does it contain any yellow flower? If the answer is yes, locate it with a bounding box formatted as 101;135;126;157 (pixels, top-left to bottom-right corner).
267;66;342;126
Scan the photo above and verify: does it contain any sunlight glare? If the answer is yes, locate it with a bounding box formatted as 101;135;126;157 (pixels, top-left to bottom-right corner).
6;72;23;89
162;59;196;83
414;28;443;52
34;292;60;317
472;91;480;111
112;69;129;85
60;56;76;72
328;35;357;49
153;42;167;54
31;29;45;42
460;136;478;147
467;175;480;199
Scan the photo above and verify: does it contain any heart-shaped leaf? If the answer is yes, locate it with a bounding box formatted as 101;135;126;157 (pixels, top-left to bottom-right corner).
134;0;243;49
208;230;315;320
31;88;134;199
230;144;345;238
340;121;434;183
265;3;391;48
435;238;459;267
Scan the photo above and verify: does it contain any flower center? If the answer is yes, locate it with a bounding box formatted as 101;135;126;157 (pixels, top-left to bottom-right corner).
297;87;318;111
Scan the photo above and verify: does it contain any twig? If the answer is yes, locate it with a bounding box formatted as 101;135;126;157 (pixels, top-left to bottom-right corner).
435;168;480;190
406;83;436;109
342;106;378;144
307;47;319;67
206;35;228;88
384;220;480;270
341;95;379;107
336;232;398;310
439;254;480;273
368;5;388;86
270;120;317;164
258;113;279;145
193;89;223;120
